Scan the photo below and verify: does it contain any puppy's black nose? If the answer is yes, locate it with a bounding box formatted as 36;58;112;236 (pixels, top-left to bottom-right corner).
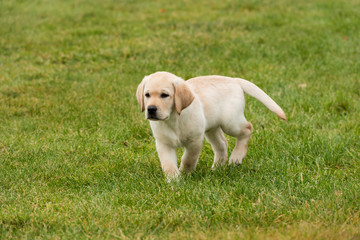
147;105;157;115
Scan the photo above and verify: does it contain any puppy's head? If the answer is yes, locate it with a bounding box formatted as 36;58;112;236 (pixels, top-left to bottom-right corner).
136;72;194;121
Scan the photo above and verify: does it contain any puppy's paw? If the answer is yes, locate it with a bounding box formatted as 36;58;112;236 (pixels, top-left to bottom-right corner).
163;166;180;181
229;153;246;165
211;154;228;170
165;174;180;183
179;163;196;173
211;160;227;170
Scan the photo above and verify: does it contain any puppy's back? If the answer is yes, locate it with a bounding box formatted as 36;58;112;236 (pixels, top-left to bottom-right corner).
187;76;246;129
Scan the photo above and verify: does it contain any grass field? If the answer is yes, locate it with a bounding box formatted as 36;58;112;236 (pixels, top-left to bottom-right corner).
1;0;359;239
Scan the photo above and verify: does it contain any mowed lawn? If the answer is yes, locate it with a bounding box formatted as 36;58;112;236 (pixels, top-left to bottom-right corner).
1;0;359;239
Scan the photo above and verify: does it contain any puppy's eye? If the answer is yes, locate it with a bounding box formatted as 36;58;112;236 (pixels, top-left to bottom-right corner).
161;93;169;98
145;93;150;98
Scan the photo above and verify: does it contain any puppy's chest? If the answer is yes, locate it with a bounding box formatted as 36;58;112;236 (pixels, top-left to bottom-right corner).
150;122;186;148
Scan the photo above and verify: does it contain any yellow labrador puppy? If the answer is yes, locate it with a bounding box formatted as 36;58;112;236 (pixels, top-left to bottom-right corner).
136;71;286;180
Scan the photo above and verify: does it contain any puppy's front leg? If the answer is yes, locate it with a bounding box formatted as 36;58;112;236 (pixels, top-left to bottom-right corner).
156;141;180;180
179;137;203;173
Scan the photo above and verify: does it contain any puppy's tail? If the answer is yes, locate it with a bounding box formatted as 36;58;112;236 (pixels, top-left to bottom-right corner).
238;78;287;121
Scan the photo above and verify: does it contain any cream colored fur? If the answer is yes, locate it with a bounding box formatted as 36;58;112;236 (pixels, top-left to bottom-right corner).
136;71;286;180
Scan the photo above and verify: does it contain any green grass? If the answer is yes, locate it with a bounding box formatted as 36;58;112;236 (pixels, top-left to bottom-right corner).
1;0;359;239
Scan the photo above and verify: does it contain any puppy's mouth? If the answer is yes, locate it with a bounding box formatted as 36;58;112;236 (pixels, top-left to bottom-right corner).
146;116;168;121
147;116;159;121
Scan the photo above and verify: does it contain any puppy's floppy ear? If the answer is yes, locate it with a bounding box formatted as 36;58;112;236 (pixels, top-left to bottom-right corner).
173;82;195;115
136;77;146;112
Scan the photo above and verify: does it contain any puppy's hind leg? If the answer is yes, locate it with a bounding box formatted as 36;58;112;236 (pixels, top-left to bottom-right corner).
229;122;253;165
205;128;228;169
179;137;203;173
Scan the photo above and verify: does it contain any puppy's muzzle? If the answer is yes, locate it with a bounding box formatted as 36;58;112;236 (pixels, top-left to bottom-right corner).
147;105;158;119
